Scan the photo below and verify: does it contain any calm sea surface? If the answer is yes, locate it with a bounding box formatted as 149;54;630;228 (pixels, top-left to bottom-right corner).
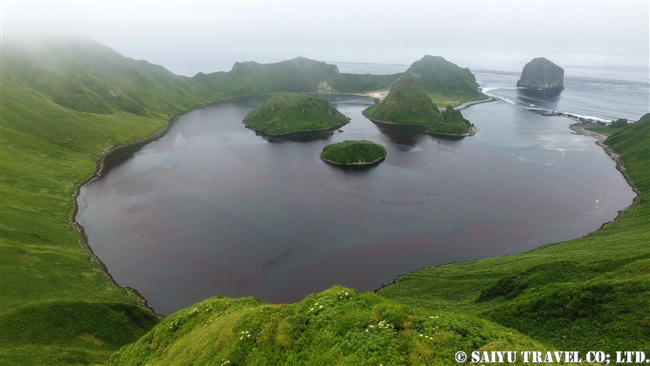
77;61;644;316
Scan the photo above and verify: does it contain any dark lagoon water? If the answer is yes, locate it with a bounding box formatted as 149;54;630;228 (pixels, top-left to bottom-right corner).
77;91;636;315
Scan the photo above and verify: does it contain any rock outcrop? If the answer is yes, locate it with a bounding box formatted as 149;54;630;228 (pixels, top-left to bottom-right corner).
516;57;564;90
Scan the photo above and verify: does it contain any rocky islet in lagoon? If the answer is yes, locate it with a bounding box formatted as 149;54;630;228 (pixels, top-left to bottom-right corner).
362;75;474;136
320;140;388;166
242;92;350;136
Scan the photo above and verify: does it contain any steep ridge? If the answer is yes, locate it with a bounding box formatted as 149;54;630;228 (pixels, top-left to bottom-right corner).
3;37;219;116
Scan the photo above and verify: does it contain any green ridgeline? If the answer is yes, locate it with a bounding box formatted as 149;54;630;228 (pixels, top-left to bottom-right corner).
192;57;402;96
363;76;473;136
405;55;489;107
1;38;223;365
320;140;387;165
379;114;650;354
107;287;547;366
192;54;488;107
242;92;350;135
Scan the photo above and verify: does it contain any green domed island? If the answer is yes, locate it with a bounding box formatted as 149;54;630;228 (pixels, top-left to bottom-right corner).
320;140;387;166
362;76;474;136
243;92;350;136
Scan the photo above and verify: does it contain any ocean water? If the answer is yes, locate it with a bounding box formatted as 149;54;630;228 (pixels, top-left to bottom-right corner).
338;55;649;121
77;56;642;315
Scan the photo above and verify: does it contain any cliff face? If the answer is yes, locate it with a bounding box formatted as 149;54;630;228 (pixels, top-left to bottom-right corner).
516;57;564;90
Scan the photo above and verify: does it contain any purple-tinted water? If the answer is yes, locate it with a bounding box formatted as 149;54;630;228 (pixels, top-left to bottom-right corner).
77;94;635;315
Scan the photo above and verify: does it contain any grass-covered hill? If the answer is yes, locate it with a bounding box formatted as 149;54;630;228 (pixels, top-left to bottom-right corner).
404;55;488;106
242;92;350;135
193;56;403;96
378;114;650;353
1;38;226;365
193;57;343;96
107;287;547;366
362;76;473;136
3;37;220;116
320;140;387;165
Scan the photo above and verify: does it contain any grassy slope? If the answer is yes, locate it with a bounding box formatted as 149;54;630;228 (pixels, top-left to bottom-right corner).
0;39;222;365
242;92;349;135
320;140;387;165
108;287;548;366
406;55;489;107
379;114;650;353
363;76;440;126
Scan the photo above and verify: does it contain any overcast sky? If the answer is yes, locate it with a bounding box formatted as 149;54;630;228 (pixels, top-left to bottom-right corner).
3;1;649;76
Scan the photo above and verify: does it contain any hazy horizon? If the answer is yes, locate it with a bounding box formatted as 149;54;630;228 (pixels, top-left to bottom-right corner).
3;2;649;77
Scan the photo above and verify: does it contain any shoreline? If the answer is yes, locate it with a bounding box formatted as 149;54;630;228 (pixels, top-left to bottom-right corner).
74;93;636;317
242;119;350;137
363;113;476;138
320;153;387;166
454;95;496;110
569;123;639;196
376;120;641;294
71;99;225;318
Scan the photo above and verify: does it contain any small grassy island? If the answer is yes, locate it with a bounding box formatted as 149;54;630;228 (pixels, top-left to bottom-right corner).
243;92;350;135
362;76;473;136
320;140;387;166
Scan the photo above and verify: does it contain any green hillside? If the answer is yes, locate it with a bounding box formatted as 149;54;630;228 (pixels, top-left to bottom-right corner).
0;38;225;365
194;57;341;96
405;55;489;106
242;92;350;135
3;38;219;116
362;76;472;136
320;140;387;165
379;114;650;353
107;287;547;366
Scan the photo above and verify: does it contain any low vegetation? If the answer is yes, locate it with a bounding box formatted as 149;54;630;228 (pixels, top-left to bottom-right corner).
320;140;387;165
242;92;349;135
107;287;547;366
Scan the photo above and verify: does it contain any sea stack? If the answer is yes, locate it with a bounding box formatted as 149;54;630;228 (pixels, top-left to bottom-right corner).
516;57;564;90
